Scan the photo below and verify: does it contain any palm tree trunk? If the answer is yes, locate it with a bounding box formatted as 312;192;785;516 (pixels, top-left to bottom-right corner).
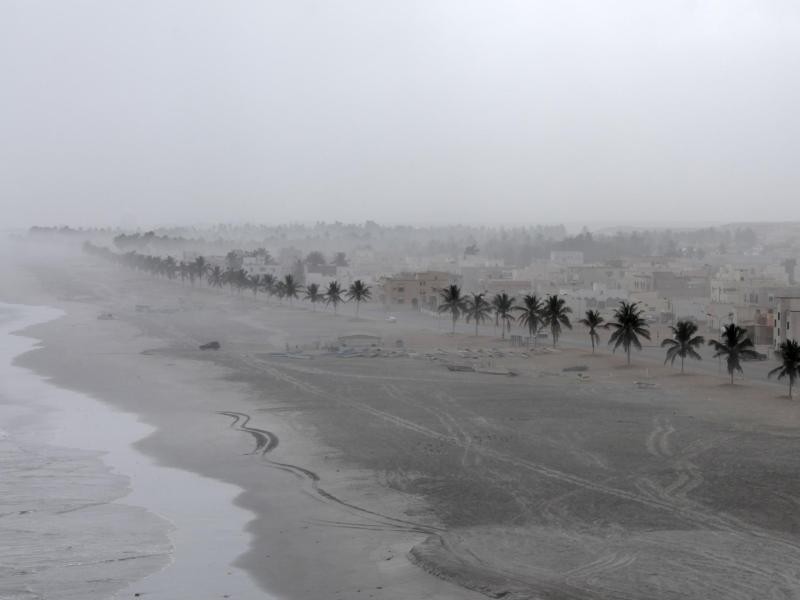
627;346;631;365
475;320;479;337
356;301;360;317
681;356;684;374
452;316;456;334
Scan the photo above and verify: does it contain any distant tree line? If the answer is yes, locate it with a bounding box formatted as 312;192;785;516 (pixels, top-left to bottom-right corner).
82;243;370;316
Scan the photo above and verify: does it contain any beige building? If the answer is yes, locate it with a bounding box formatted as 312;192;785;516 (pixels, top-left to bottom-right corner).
774;297;800;350
379;271;460;310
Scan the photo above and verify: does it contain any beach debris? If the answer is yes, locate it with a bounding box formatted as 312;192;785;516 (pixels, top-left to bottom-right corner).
563;365;589;372
97;312;114;320
475;367;517;376
269;352;311;359
199;341;221;350
447;364;475;372
135;304;152;312
635;381;658;389
337;347;365;358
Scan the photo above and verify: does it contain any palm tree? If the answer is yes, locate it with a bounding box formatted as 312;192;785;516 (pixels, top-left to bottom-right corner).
234;269;249;294
261;273;277;298
606;301;651;365
491;293;516;339
178;261;190;284
248;274;262;297
304;283;322;310
325;280;344;314
708;323;758;385
514;294;544;347
282;274;302;304
208;265;224;288
193;256;208;285
543;294;572;347
579;310;604;353
438;284;466;334
463;293;492;337
661;320;705;373
222;267;236;292
274;280;287;303
769;340;800;398
346;280;372;317
163;256;177;280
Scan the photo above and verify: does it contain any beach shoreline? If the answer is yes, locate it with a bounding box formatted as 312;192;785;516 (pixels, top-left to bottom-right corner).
7;248;800;599
2;253;476;600
1;302;274;600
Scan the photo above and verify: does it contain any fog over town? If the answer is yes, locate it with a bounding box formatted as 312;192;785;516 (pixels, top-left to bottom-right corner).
3;2;800;600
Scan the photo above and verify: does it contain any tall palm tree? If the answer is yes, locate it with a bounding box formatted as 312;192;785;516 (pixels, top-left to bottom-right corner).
346;280;372;317
261;273;277;298
491;293;516;339
178;261;190;284
514;294;544;347
193;256;208;285
464;293;492;337
282;274;302;304
579;309;604;353
543;294;572;347
661;320;705;373
222;267;236;292
607;301;651;365
274;280;287;303
304;283;322;310
248;274;262;297
708;323;758;385
769;340;800;398
234;269;249;294
438;284;466;334
325;280;344;314
208;265;224;288
163;256;177;280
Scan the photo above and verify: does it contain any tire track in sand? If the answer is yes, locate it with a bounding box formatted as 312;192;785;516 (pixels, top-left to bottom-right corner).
218;410;440;536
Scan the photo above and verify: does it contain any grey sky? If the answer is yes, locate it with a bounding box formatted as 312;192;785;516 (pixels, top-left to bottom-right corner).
2;1;799;228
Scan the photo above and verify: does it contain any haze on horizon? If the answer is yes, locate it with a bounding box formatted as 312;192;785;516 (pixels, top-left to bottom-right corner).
2;1;799;229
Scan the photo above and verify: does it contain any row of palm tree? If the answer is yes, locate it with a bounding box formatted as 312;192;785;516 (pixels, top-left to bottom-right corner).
436;287;785;391
85;243;800;397
658;319;800;397
82;243;371;315
437;286;574;345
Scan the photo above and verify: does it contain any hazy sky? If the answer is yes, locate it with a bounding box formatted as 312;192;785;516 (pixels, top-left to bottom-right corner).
2;1;799;228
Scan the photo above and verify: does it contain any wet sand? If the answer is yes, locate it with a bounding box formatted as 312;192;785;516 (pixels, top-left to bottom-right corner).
6;246;800;599
0;302;271;600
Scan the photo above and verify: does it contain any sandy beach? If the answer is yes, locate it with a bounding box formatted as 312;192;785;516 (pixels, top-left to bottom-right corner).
5;244;800;599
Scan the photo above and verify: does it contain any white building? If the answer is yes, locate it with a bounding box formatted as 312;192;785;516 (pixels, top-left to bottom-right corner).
242;256;283;278
550;251;584;267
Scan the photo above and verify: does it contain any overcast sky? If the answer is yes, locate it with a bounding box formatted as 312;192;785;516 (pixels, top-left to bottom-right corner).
1;1;799;229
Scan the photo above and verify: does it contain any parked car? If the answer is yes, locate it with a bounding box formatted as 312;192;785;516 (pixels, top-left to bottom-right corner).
386;315;397;323
743;351;767;361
